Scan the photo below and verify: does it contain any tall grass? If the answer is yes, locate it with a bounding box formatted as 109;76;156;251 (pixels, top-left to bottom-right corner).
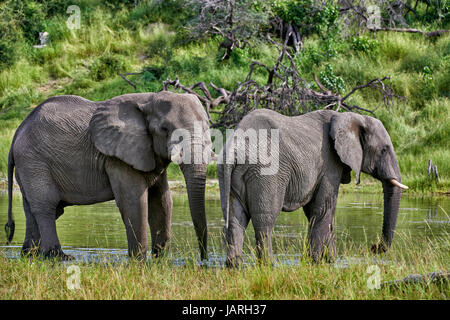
0;230;447;299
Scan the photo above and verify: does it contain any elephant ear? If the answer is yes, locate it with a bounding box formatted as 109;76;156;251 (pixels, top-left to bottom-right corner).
89;101;155;172
329;112;365;184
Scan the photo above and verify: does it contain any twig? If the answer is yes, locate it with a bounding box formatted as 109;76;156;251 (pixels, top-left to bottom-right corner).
117;70;139;90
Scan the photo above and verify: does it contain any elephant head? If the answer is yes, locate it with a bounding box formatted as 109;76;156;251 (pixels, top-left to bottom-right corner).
330;112;407;253
89;91;212;259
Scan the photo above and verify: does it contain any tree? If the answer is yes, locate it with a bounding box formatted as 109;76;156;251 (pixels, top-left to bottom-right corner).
187;0;269;59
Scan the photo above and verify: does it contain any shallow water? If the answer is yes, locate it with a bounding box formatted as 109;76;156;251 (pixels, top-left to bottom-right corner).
0;188;448;266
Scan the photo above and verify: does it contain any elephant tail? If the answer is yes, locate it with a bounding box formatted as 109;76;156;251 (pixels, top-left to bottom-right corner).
5;147;15;244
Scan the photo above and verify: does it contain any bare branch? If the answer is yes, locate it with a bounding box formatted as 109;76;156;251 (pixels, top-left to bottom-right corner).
117;70;138;90
163;34;402;128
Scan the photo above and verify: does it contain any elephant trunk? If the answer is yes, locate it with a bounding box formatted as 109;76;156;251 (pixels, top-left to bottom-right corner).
180;163;208;260
372;181;402;253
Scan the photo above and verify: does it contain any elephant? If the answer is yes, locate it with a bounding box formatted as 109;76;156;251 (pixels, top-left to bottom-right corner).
4;91;213;261
218;109;408;266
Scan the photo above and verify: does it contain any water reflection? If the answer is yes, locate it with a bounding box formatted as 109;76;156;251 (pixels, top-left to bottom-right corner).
0;189;448;266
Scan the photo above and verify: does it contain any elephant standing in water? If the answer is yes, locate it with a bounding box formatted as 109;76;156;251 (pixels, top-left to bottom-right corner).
218;109;408;266
5;91;213;260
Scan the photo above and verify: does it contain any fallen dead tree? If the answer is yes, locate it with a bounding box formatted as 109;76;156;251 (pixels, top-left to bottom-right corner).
368;27;449;37
381;271;450;289
162;36;401;128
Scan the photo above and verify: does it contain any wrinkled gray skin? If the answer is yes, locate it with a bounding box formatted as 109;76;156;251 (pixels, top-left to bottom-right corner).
219;109;405;266
5;91;212;261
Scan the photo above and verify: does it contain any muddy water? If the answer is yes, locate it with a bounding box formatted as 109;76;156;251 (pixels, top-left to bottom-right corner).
0;189;448;266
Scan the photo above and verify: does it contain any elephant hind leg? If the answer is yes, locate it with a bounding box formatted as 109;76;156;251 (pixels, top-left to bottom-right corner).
245;183;283;265
225;197;250;268
21;196;41;257
252;215;275;264
303;188;338;263
28;200;73;260
305;213;336;263
16;170;73;260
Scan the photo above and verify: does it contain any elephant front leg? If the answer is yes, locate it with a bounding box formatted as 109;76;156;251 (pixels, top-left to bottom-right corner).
107;161;149;260
148;171;172;258
118;195;149;260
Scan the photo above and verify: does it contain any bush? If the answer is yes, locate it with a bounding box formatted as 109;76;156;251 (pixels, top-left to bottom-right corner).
319;64;345;94
90;53;130;81
0;39;17;71
271;0;339;37
295;45;321;73
349;36;380;57
14;1;47;43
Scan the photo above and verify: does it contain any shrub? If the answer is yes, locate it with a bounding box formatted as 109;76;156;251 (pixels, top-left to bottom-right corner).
90;53;130;81
349;36;380;57
146;23;177;61
319;64;345;94
271;0;339;37
0;39;17;71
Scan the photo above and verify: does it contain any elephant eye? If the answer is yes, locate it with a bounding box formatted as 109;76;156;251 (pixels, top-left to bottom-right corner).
381;146;388;155
160;125;169;136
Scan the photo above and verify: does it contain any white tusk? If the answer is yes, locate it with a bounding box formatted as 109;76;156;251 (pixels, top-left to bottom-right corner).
389;179;408;189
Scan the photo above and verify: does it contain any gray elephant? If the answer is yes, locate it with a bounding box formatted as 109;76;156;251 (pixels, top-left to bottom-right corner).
218;109;408;266
5;91;212;260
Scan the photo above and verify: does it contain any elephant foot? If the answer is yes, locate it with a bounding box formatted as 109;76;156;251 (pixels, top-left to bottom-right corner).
21;246;41;259
128;252;148;262
371;242;387;254
225;256;243;269
151;244;168;259
43;247;75;261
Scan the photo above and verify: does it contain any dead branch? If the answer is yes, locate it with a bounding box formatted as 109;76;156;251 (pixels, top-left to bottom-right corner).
381;271;450;288
117;70;140;90
162;36;402;128
368;27;449;37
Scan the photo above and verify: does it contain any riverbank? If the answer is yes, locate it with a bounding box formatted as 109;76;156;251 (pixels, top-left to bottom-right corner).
0;230;448;299
1;175;449;197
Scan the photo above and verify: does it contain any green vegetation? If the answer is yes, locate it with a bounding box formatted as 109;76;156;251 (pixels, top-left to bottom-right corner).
0;0;448;302
0;0;448;195
0;230;448;299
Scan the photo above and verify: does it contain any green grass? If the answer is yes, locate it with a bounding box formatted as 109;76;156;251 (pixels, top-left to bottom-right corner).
0;2;449;194
0;230;448;299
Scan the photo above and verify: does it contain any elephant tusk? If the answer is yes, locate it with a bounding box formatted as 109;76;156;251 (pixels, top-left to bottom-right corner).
389;179;408;189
